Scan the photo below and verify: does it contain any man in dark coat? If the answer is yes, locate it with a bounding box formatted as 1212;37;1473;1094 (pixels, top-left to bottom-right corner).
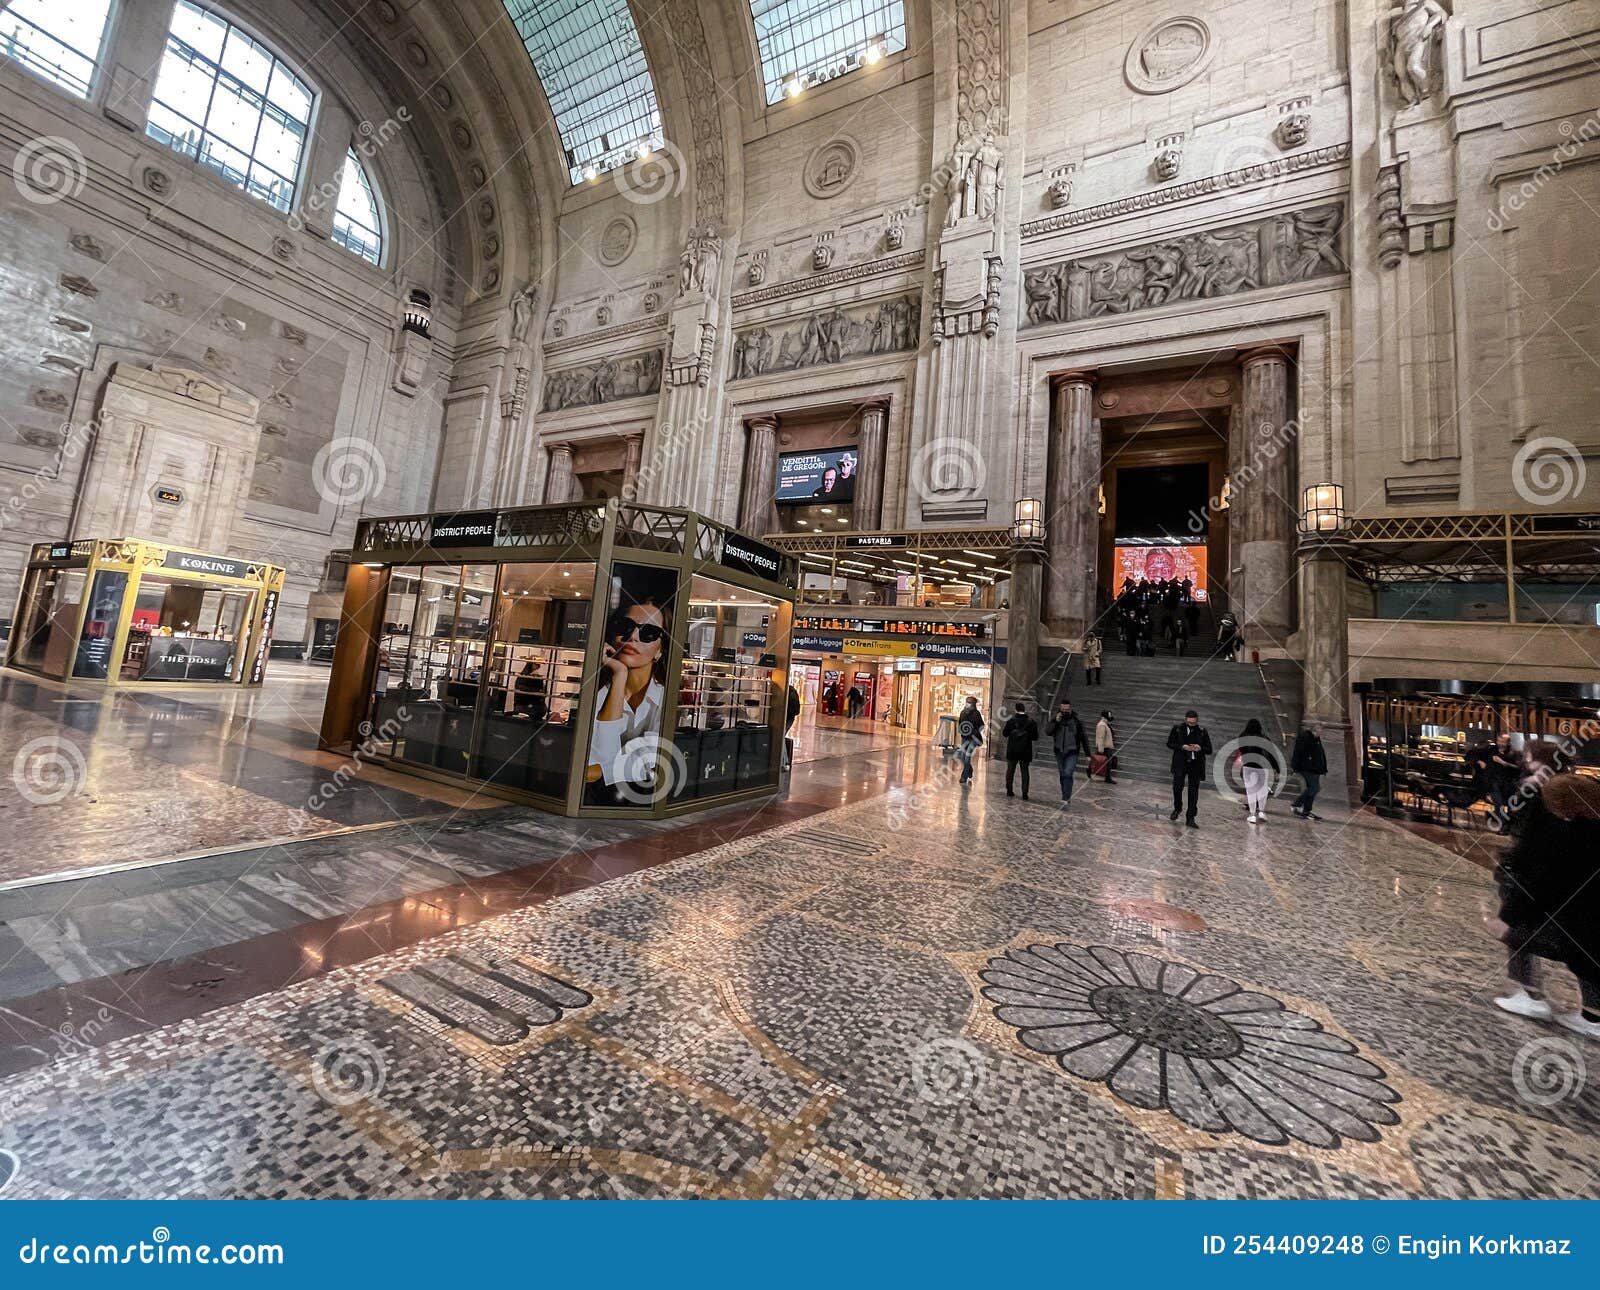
1166;709;1214;827
783;683;802;770
1290;720;1329;819
1045;700;1092;805
1494;765;1600;1038
956;696;984;787
1002;703;1040;800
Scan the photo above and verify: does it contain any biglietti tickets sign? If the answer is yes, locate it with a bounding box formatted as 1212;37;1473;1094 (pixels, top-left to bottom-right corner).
430;511;499;546
162;551;251;580
720;534;785;581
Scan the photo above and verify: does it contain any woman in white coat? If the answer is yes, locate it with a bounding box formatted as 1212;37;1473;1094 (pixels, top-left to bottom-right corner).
586;598;670;800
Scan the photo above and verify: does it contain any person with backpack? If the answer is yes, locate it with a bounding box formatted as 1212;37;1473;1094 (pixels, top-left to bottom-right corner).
956;695;984;787
1002;702;1040;800
1045;700;1092;805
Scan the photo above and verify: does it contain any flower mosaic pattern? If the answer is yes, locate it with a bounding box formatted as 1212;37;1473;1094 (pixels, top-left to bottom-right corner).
980;944;1401;1148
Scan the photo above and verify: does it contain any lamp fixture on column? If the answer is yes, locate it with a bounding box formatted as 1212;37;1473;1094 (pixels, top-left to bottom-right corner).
1218;474;1232;511
1096;484;1106;516
1300;483;1346;534
402;288;432;338
1012;497;1045;545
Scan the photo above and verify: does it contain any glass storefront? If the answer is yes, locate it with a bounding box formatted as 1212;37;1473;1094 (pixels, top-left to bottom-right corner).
7;539;285;687
1357;679;1600;826
323;504;796;819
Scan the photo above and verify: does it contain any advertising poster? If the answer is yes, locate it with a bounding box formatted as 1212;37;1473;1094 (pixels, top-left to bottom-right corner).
1113;542;1209;599
584;562;677;805
775;448;858;504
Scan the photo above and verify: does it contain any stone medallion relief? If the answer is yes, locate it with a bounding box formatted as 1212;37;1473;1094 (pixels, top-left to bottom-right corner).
803;138;860;199
598;215;637;266
1124;16;1215;94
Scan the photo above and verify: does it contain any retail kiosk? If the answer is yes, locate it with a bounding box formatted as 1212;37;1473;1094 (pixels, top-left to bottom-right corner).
319;502;796;818
7;537;286;688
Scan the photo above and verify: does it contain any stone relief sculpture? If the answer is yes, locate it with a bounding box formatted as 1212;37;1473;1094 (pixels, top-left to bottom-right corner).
945;127;1004;224
1019;203;1346;329
731;293;921;380
509;284;538;345
1276;113;1311;150
1388;0;1448;106
1154;148;1183;181
678;224;721;295
973;133;1003;220
542;349;663;411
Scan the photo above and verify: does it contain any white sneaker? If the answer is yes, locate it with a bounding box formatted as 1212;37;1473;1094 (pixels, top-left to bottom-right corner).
1247;814;1260;825
1494;989;1554;1020
1555;1011;1600;1041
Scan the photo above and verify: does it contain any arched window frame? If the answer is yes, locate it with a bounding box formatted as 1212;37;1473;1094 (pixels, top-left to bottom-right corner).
331;146;385;267
144;0;316;214
0;0;115;99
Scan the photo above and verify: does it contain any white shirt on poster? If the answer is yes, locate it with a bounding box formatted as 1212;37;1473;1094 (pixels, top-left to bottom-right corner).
589;677;665;785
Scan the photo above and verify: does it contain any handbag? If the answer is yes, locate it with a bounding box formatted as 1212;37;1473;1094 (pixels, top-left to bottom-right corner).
1089;753;1109;779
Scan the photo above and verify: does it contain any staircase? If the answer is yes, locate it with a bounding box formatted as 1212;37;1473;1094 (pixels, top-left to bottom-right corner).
1057;643;1287;783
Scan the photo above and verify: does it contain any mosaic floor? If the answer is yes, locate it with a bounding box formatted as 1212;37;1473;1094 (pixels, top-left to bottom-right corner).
0;758;1596;1198
0;665;491;887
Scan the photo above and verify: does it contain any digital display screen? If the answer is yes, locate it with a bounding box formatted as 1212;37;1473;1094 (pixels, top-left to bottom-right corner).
1114;543;1209;600
775;449;858;504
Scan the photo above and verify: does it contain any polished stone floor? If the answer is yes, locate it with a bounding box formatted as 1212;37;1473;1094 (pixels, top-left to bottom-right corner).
1;729;1595;1198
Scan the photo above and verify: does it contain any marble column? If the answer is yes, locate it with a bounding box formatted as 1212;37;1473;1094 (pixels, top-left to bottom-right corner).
854;401;889;529
738;415;780;535
1236;345;1295;648
1046;371;1100;643
1298;533;1353;724
543;443;577;504
1005;546;1044;708
621;433;644;502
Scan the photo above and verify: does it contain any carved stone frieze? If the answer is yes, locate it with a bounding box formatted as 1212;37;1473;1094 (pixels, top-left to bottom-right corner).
731;250;924;310
731;293;920;380
1020;203;1347;328
1021;145;1350;238
542;349;663;411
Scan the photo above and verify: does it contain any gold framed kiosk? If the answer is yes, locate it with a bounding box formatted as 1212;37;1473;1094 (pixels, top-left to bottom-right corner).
7;538;286;687
318;503;797;819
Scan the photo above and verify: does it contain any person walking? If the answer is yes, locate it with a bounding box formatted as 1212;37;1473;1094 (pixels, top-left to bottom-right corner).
1492;747;1600;1039
1166;709;1213;827
1045;700;1092;805
1172;613;1190;657
1082;632;1103;686
1234;718;1275;824
956;695;984;787
1290;720;1328;819
1093;710;1117;785
1003;702;1040;800
783;683;802;770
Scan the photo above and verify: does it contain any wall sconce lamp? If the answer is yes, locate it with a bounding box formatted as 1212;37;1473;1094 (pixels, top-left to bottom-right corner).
1218;474;1232;511
1300;483;1347;534
1096;484;1106;516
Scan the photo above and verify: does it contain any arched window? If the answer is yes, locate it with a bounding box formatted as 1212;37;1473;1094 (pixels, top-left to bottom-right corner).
332;149;382;265
749;0;907;104
145;1;313;212
0;0;114;98
500;0;664;185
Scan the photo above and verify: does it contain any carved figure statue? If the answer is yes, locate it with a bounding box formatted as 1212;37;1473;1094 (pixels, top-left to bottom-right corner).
1023;265;1064;325
973;132;1004;220
509;284;537;344
1388;0;1448;106
678;224;721;295
945;123;978;227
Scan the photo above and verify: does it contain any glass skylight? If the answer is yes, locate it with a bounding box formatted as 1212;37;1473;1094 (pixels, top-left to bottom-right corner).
749;0;906;105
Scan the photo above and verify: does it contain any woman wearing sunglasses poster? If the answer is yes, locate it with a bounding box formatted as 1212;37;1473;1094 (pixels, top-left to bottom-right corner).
585;566;674;804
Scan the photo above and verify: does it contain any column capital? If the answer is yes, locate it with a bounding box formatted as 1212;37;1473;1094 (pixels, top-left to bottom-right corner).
1049;368;1098;390
746;413;780;433
1237;342;1295;369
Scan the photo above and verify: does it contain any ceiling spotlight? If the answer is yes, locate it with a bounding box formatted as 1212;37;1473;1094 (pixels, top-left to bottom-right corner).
864;42;883;65
582;163;598;180
785;77;803;98
636;142;651;159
